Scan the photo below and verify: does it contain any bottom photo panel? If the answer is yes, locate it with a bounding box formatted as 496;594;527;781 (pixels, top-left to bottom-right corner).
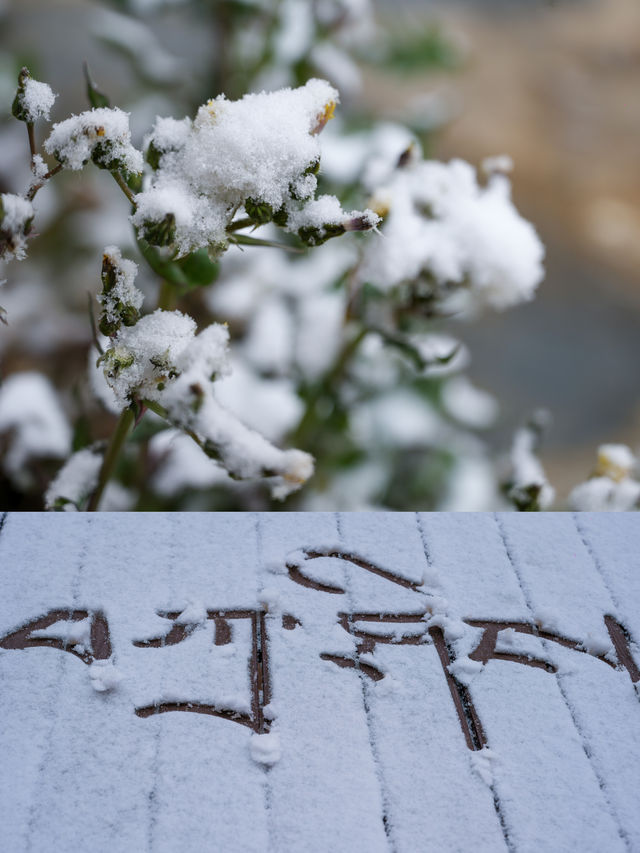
1;511;639;852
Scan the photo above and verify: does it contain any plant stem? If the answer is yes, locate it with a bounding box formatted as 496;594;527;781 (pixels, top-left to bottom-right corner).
111;171;136;206
228;217;255;232
157;279;176;310
26;122;37;162
292;325;369;447
87;406;136;511
26;163;63;202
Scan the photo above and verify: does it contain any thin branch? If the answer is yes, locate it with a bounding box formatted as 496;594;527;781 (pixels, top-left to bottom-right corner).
86;406;136;511
26;122;37;163
228;216;255;232
111;171;136;206
87;292;104;356
26;163;63;202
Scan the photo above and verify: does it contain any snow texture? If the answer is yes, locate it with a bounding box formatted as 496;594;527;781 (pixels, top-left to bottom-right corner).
133;80;375;256
0;372;71;483
44;447;103;511
19;77;56;122
97;246;144;326
1;513;639;853
44;107;143;173
0;193;34;260
360;158;545;311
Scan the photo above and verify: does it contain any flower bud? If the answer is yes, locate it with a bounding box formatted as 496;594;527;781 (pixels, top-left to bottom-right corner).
140;213;176;247
11;68;55;123
311;100;336;135
245;198;274;225
298;223;345;247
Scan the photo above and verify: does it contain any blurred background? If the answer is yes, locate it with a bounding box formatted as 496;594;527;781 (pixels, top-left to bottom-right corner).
0;0;638;508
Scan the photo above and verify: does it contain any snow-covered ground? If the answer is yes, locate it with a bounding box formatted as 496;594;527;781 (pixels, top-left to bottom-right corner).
1;512;639;852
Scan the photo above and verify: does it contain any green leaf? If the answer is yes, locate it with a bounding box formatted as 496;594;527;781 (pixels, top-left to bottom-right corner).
83;61;111;109
177;249;219;287
231;233;304;253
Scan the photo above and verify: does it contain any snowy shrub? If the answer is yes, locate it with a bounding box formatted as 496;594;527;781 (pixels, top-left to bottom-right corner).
0;0;635;511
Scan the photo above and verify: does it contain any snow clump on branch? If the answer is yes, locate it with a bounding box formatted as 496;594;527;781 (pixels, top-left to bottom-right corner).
360;157;544;311
0;194;34;261
12;69;57;123
44;107;143;174
133;79;379;256
569;444;640;511
96;255;314;499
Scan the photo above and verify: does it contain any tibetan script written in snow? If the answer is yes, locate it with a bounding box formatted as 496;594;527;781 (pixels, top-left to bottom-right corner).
1;550;638;751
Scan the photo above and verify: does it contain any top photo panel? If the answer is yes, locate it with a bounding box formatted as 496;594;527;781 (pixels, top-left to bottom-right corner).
0;0;638;511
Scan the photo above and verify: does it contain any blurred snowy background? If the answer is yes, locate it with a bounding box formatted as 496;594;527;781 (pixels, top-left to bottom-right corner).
0;0;638;509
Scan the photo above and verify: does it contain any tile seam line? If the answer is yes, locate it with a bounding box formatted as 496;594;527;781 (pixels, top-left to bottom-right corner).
254;513;277;853
336;512;395;853
25;524;90;853
416;512;513;853
147;515;181;853
493;512;630;852
572;514;639;643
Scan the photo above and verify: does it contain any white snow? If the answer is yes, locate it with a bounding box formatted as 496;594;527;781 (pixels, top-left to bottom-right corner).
249;730;281;765
89;658;123;692
175;600;208;626
134;79;339;255
569;445;639;511
360;158;545;312
1;513;639;852
97;245;143;327
44;447;103;511
19;77;56;122
0;372;71;484
0;193;34;261
44;107;143;173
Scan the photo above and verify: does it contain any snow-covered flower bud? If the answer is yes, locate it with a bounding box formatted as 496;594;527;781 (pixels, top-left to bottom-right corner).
0;193;35;261
98;247;143;337
145;116;191;171
298;222;346;247
11;67;56;123
343;210;381;232
311;99;336;135
291;194;380;245
139;212;176;247
245;198;275;225
44;108;143;175
594;444;636;483
100;346;135;381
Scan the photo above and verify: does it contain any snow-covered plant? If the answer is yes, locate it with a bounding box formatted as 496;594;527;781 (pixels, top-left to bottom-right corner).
0;0;635;511
569;445;640;512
